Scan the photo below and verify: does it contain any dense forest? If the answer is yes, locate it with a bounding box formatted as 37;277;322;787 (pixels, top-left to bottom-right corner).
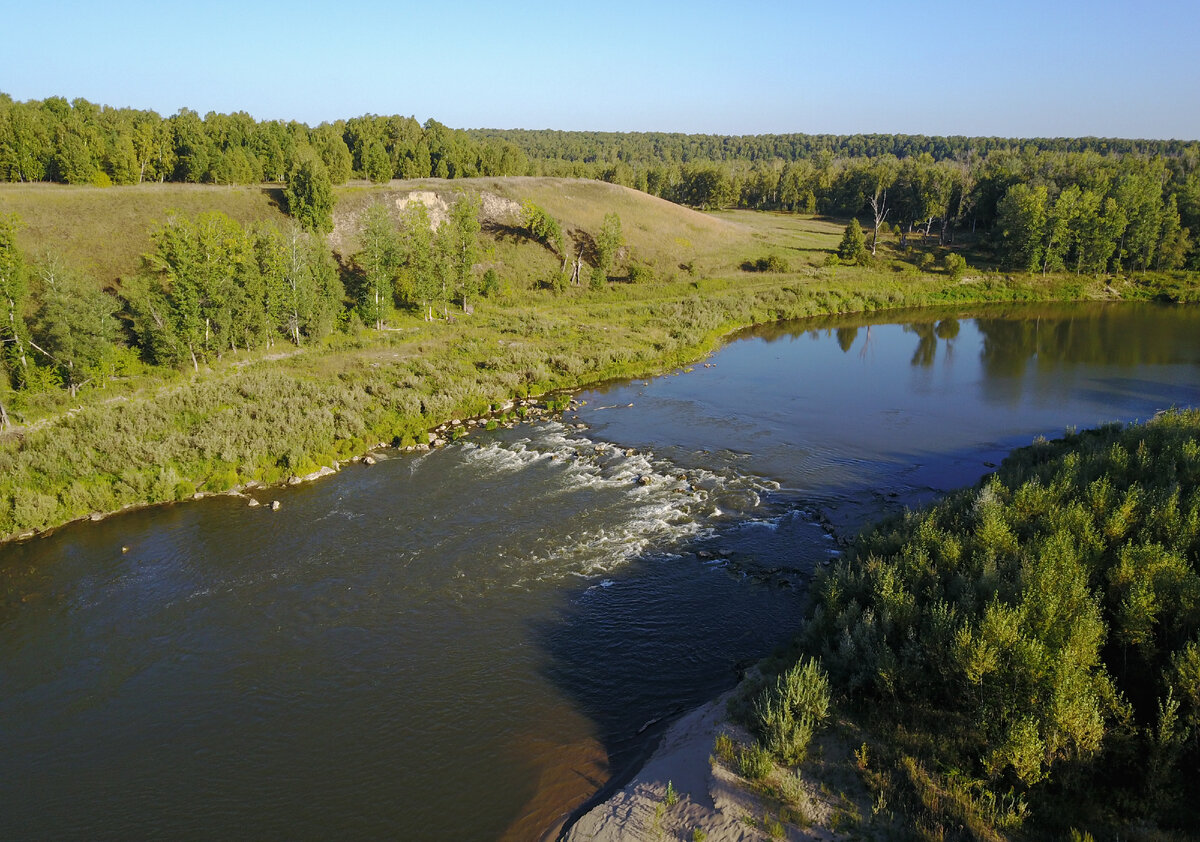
0;93;527;188
2;93;1198;275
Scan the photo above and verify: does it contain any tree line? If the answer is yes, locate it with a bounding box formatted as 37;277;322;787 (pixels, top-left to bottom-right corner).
0;94;527;187
4;93;1197;273
466;127;1193;169
0;192;639;427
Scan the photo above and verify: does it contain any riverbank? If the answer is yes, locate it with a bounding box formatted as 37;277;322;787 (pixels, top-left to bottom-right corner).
1;266;1194;545
5;179;1199;543
557;688;875;842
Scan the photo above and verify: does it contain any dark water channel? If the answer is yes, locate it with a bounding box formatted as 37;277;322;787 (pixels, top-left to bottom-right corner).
1;303;1197;840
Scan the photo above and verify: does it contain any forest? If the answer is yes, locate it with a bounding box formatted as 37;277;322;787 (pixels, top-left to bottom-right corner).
2;93;1197;276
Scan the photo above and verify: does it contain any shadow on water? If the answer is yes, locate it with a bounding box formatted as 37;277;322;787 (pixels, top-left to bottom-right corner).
529;505;827;837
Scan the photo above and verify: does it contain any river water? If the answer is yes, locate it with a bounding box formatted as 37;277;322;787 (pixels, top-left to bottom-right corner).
1;303;1197;840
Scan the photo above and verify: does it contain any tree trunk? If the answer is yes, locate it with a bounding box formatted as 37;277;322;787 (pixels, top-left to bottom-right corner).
6;297;28;371
0;398;8;431
868;189;888;256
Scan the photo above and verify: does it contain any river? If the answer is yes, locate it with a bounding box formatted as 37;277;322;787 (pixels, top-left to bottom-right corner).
1;302;1197;840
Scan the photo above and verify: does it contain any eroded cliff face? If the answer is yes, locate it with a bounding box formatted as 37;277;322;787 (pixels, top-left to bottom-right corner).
328;185;521;255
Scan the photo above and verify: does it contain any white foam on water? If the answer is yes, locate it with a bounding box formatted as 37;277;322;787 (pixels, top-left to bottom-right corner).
455;422;781;588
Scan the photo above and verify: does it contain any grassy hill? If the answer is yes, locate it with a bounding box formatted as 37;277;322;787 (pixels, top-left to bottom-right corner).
1;177;791;289
1;178;1190;542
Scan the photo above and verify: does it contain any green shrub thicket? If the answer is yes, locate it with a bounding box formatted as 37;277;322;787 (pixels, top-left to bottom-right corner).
798;410;1200;838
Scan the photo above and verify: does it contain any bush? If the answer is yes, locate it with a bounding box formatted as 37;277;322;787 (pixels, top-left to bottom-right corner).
713;733;736;766
752;657;831;764
742;255;790;273
737;743;774;780
943;252;967;280
481;268;501;297
627;263;656;283
838;219;868;265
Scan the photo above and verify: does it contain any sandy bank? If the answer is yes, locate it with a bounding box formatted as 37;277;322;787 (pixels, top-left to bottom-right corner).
561;686;873;842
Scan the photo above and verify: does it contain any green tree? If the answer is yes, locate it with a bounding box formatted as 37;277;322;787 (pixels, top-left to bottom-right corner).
361;138;391;183
285;151;335;234
312;123;352;185
355;202;400;329
260;222;342;344
446;195;481;311
996;183;1048;272
30;258;121;396
838;218;868;264
943;252;967;280
520;200;563;254
1042;184;1081;274
1156;195;1190;270
593;212;624;287
0;214;28;425
132;212;253;369
397;202;438;320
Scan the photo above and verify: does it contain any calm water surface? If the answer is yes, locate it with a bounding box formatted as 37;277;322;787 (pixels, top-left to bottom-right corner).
1;302;1196;840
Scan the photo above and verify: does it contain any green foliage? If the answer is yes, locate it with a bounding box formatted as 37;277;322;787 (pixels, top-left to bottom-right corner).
627;263;655;283
751;657;832;764
284;151;335;234
713;733;736;766
838;219;867;265
30;258;121;395
803;409;1200;835
0;212;30;393
480;267;500;298
445;194;482;309
943;252;967;280
594;212;623;281
361;138;392;183
737;743;774;780
395;202;438;319
744;255;790;273
520;200;563;254
355;203;401;329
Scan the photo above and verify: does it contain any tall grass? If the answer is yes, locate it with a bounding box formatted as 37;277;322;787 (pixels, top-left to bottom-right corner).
2;179;1196;540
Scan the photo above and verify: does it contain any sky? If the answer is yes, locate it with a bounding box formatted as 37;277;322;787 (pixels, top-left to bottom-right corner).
2;0;1198;139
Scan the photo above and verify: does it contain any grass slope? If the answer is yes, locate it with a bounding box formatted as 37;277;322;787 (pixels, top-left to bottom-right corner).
0;182;287;286
1;179;1196;541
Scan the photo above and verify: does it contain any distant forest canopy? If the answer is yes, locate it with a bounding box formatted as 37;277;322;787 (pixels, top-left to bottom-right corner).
0;93;529;187
2;93;1199;270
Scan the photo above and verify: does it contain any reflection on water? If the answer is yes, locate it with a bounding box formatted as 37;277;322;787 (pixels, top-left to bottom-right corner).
0;302;1196;841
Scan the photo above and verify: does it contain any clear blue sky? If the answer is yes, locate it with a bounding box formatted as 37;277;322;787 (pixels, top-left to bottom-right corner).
3;0;1198;139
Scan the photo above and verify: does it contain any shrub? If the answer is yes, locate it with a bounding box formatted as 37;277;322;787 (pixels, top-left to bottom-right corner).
752;657;831;764
713;733;736;766
481;268;501;297
738;743;774;779
628;263;656;283
943;252;967;280
838;219;868;265
742;255;790;273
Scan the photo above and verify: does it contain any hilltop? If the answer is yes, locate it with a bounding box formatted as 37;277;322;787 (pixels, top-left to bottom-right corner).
1;178;767;289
